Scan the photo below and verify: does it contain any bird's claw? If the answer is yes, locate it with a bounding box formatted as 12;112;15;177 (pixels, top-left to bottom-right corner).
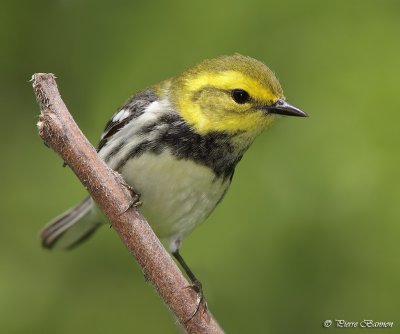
184;280;208;322
111;170;142;214
120;192;142;215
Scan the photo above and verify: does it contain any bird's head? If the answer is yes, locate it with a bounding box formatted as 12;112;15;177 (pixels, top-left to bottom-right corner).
169;54;307;136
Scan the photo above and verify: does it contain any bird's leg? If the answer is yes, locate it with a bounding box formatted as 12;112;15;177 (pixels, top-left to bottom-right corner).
173;250;207;321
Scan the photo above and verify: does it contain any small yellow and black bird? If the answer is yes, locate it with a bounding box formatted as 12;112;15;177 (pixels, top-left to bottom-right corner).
41;54;307;311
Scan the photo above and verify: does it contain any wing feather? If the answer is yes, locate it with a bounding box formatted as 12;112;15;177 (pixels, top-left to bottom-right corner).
97;88;158;151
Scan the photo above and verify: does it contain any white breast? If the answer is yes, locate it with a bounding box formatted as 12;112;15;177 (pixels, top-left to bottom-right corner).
120;149;230;251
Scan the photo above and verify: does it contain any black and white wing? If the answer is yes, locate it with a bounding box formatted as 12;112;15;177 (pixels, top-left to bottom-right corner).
97;88;158;151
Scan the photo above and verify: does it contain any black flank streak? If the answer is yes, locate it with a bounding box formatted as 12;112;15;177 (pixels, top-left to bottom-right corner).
104;140;125;164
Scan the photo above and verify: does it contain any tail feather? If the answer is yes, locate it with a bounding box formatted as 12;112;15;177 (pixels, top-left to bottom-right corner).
41;197;103;249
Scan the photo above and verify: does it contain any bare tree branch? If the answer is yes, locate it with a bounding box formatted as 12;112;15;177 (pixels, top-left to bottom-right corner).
32;73;224;334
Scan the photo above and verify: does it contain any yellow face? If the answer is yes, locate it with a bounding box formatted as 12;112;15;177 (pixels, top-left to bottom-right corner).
169;54;285;135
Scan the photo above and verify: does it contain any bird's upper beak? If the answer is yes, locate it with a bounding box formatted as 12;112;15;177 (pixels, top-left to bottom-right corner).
266;99;308;117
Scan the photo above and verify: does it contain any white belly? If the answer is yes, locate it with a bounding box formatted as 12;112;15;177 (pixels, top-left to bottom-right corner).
120;150;230;250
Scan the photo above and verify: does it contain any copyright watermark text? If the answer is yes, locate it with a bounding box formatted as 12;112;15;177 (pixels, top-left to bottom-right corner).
323;319;394;329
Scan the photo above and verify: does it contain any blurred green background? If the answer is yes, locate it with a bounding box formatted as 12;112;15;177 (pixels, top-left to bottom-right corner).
1;0;400;333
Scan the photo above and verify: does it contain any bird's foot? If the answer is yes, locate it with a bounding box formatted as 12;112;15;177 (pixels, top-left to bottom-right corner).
184;279;208;322
120;191;142;214
111;170;142;213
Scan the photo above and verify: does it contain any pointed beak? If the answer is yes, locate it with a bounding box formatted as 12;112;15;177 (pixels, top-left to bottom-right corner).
266;99;308;117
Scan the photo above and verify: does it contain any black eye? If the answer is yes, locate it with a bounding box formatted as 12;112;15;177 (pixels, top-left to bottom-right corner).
231;89;250;104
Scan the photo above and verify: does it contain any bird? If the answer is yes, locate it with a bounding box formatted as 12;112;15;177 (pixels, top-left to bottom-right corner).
40;54;307;315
